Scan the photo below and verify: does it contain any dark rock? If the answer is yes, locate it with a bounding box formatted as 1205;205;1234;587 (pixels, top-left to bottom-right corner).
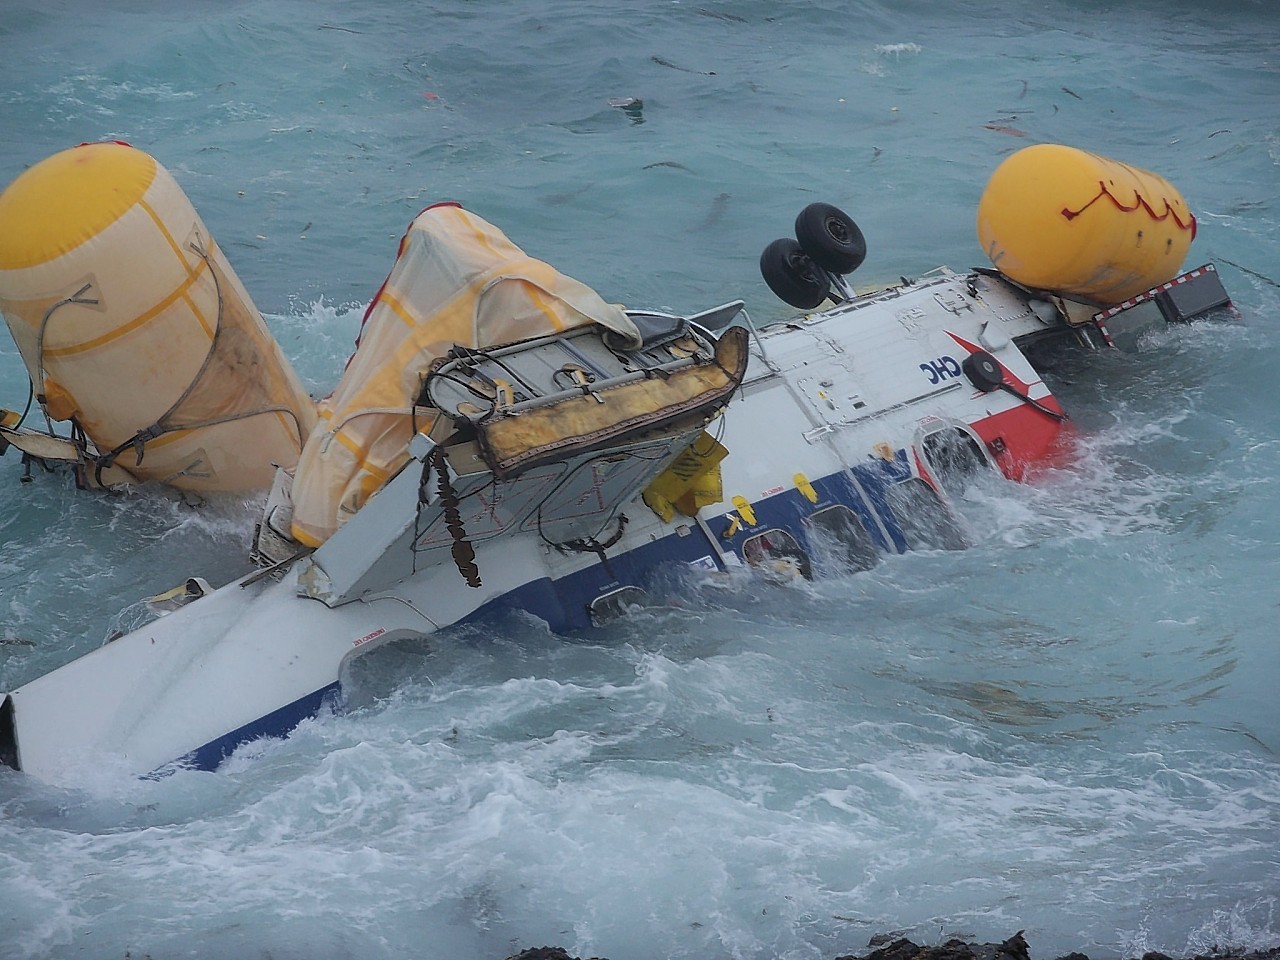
869;933;915;948
507;933;1280;960
859;937;928;960
503;949;612;960
856;934;1028;960
934;938;985;960
1000;931;1032;960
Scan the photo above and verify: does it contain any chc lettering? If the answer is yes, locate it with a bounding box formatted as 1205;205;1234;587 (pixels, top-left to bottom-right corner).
919;355;962;384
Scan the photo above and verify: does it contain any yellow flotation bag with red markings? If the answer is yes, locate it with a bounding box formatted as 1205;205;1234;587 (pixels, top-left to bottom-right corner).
977;143;1197;304
0;142;316;491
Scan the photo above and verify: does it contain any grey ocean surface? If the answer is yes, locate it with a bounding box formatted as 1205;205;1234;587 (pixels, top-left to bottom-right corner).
2;2;1279;958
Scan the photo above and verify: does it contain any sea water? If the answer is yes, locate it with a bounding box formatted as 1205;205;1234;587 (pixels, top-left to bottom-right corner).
1;2;1279;958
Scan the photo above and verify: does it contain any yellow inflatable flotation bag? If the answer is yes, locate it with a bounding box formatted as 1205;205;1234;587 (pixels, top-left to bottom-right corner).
288;202;639;547
0;142;315;491
977;143;1197;304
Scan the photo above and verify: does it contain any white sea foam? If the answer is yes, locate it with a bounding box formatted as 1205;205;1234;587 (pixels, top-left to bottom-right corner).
876;43;923;55
2;1;1280;958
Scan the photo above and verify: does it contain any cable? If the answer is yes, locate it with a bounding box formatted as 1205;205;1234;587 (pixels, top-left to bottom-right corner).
998;382;1068;422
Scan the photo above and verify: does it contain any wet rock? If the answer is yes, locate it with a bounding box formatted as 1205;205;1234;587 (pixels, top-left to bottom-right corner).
505;949;606;960
842;932;1030;960
847;935;1280;960
503;933;1280;960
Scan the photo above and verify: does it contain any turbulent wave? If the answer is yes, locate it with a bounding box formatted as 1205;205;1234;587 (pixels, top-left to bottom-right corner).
2;2;1279;959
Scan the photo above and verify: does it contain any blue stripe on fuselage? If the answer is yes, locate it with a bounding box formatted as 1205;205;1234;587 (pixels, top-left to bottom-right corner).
170;458;922;773
152;683;341;777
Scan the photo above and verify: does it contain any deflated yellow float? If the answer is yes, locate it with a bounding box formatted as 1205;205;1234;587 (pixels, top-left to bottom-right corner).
977;143;1197;304
0;142;315;491
288;202;640;547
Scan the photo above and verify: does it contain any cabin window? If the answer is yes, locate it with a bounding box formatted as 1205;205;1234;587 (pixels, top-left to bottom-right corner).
805;505;879;573
0;696;17;771
588;585;649;626
884;478;968;551
1099;300;1166;352
921;427;991;495
742;528;813;580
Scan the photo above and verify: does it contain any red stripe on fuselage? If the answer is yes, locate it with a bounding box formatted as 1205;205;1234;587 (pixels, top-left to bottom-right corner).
971;400;1073;481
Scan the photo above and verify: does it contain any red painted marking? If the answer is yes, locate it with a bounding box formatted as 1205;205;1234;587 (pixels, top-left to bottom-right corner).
944;331;1053;398
970;404;1076;481
1060;180;1196;239
352;627;386;648
944;331;1070;478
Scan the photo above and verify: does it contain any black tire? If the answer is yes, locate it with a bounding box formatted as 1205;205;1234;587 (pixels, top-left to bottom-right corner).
794;202;866;275
760;238;831;309
962;349;1004;392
